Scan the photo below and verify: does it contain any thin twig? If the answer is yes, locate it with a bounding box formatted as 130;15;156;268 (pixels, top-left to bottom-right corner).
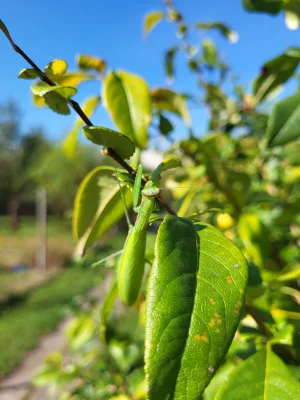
6;32;176;215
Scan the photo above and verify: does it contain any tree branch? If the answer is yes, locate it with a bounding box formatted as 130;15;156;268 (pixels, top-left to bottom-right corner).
6;34;176;215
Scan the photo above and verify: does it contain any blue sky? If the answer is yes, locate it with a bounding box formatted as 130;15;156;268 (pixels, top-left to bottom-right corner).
1;0;300;143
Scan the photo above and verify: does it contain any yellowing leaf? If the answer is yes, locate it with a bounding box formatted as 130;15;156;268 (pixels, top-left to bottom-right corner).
77;54;107;74
45;59;68;77
54;72;95;87
152;87;191;126
143;10;164;37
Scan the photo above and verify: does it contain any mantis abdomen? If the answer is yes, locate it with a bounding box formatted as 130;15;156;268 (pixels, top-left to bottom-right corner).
118;197;155;306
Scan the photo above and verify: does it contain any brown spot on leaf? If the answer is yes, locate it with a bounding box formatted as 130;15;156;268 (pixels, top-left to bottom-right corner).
217;319;222;325
225;276;233;284
208;319;215;327
214;312;221;318
215;328;220;333
209;298;216;305
194;332;209;343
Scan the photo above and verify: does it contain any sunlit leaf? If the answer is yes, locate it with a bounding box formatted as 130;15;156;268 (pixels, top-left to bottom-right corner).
53;72;95;87
267;91;300;147
18;68;39;80
146;216;248;399
45;59;68;77
103;70;151;148
215;346;300;399
152;156;182;183
143;10;164;37
152;88;191;126
77;54;107;74
31;85;77;100
83;126;135;159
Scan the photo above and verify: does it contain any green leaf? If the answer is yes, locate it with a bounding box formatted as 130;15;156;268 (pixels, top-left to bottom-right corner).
0;19;14;46
152;156;182;183
83;126;135;160
202;39;218;67
76;54;107;74
284;1;300;30
103;70;151;149
215;346;300;399
45;59;68;77
267;91;300;147
100;271;118;341
254;54;299;102
195;22;239;43
146;216;248;399
275;263;300;283
73;166;133;257
30;85;77;100
238;213;269;270
62;96;100;158
18;68;39;80
158;114;174;136
143;10;164;37
165;47;178;81
243;0;284;15
152;88;191;126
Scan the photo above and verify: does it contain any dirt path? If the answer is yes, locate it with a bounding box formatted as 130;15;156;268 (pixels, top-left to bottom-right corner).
0;281;109;400
0;318;70;400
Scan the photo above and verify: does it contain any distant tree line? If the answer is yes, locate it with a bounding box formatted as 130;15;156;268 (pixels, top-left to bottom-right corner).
0;101;100;229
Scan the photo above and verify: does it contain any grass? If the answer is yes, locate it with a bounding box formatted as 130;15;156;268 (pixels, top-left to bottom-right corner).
0;234;125;378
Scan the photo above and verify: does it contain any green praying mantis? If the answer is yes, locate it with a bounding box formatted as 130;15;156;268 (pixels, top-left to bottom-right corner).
117;164;161;305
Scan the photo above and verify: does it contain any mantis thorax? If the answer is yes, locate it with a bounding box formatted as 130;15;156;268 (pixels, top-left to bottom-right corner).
142;180;161;198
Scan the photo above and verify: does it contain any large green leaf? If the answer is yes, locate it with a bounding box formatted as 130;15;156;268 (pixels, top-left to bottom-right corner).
243;0;284;15
253;54;299;102
73;166;133;257
103;70;151;149
145;216;248;399
267;91;300;147
143;10;164;37
83;126;135;160
62;96;100;158
151;88;191;126
215;346;300;399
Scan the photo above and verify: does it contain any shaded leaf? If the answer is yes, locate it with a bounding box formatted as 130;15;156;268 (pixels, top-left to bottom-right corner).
243;0;284;15
267;91;300;147
152;88;191;126
238;213;269;270
158;114;174;135
45;59;68;77
77;54;106;74
195;22;239;43
62;96;100;158
18;68;39;80
103;70;151;149
146;216;248;399
254;54;299;102
165;47;178;81
43;92;70;115
202;39;218;67
215;346;300;399
73;166;133;256
152;156;182;183
143;11;164;37
83;126;135;160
